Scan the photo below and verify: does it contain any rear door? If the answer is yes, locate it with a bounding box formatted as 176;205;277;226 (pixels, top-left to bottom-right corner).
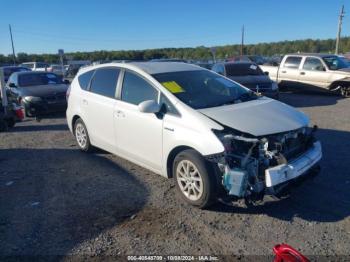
81;67;120;152
279;56;303;87
298;57;331;89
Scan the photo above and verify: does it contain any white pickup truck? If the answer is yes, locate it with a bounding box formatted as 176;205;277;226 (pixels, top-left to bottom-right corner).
260;53;350;97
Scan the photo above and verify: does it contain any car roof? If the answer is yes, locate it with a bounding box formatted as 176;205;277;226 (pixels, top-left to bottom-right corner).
83;61;203;75
127;62;202;74
215;61;255;66
12;71;57;76
286;53;337;58
1;66;28;69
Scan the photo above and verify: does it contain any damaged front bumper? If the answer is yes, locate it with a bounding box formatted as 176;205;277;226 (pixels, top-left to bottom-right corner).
265;141;322;188
208;126;322;200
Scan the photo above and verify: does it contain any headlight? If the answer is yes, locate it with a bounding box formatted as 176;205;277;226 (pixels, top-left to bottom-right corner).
271;82;279;91
23;96;42;102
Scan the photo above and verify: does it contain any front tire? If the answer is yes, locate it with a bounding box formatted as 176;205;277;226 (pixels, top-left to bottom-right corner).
173;149;217;208
74;119;92;152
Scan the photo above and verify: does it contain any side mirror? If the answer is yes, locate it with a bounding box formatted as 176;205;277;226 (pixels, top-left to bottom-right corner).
9;83;17;88
138;100;161;113
264;71;269;76
64;79;70;84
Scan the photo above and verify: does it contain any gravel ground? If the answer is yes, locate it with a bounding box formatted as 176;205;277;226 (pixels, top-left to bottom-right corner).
0;93;349;260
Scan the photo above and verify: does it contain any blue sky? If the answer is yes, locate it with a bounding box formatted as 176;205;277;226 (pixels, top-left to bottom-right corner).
0;0;348;54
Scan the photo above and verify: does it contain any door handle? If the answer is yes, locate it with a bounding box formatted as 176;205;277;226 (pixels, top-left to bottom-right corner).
82;99;88;105
281;70;287;73
300;72;305;75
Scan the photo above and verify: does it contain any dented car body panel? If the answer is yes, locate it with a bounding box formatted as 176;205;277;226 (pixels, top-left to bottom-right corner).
199;97;309;136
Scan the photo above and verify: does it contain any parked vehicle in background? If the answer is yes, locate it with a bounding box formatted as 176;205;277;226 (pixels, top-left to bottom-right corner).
67;62;321;208
47;64;66;76
6;71;69;117
65;61;91;77
1;66;31;83
338;56;350;67
0;100;24;130
226;55;266;65
260;53;350;97
20;62;50;71
212;62;279;99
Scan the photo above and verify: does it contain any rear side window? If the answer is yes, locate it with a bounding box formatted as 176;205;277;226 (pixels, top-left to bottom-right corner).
90;68;120;98
121;71;158;105
283;56;302;69
78;70;95;90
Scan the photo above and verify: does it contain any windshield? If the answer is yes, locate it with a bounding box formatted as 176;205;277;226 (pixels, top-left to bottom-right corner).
152;70;256;109
225;63;264;76
18;73;63;87
322;56;348;70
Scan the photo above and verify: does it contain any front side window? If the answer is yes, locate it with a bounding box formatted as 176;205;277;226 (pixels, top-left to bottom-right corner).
283;56;302;69
18;73;63;87
78;70;95;90
121;71;159;105
152;70;255;110
159;94;179;115
90;68;119;98
303;58;325;71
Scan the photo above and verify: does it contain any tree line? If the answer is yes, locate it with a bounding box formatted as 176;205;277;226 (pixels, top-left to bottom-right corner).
1;37;349;65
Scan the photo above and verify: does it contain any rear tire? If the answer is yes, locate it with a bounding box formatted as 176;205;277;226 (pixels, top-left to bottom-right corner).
173;149;218;209
74;119;93;152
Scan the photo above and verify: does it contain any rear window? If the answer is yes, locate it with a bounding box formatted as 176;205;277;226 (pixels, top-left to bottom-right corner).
78;70;95;90
225;63;264;76
283;56;302;69
18;73;63;87
36;63;49;69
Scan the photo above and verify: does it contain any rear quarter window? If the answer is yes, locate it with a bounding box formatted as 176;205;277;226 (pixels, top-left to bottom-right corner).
283;56;302;69
78;70;95;90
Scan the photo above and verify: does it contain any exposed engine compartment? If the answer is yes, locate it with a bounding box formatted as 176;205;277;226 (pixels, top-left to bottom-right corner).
207;125;318;199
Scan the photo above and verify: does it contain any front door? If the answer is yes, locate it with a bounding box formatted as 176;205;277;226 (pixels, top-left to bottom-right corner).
114;70;163;172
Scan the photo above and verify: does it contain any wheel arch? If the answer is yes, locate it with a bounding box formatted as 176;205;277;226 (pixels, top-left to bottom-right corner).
329;79;350;90
166;145;200;178
72;115;82;134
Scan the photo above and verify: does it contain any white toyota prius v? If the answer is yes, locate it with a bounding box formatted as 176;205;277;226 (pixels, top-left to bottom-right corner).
66;62;322;208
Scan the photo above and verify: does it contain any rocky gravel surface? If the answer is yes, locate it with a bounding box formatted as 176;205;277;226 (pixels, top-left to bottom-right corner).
0;93;349;260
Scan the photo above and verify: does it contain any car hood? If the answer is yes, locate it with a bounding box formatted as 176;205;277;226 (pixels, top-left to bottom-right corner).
18;84;68;97
198;97;309;136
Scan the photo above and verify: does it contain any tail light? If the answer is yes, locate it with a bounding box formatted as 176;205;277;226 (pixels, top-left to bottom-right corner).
15;106;24;120
66;85;71;102
273;244;309;262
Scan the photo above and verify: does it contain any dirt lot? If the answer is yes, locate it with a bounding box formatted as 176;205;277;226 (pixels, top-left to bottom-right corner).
0;93;349;260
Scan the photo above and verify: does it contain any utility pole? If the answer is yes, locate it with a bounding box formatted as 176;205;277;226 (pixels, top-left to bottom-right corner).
240;25;245;56
9;24;16;65
335;5;345;55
